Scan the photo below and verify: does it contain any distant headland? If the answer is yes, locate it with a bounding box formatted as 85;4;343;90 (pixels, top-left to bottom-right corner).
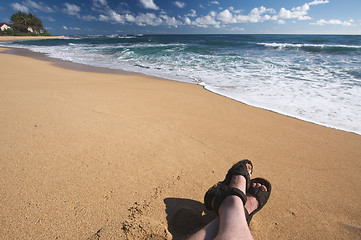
1;11;52;36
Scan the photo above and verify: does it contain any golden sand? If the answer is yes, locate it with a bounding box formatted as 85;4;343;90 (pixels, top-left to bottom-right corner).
0;48;360;239
0;36;66;42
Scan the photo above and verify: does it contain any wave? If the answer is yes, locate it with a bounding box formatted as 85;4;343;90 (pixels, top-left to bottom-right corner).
257;42;361;53
3;34;361;135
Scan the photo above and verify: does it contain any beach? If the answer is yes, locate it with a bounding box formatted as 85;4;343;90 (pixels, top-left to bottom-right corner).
0;36;67;42
1;45;361;239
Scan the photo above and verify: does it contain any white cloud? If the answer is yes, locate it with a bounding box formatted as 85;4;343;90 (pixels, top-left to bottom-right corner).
231;6;275;23
184;17;191;25
186;5;278;27
183;2;320;28
186;9;197;17
25;0;53;12
229;27;245;32
278;4;311;20
174;1;185;8
308;0;329;6
100;9;125;23
63;3;81;16
62;25;80;30
11;3;29;12
42;16;55;22
92;0;108;9
125;14;136;22
11;0;53;13
95;0;107;6
217;9;235;23
209;1;220;5
311;19;353;26
139;0;159;10
93;4;185;28
160;14;182;27
134;13;162;26
228;7;243;14
82;15;97;21
248;6;276;22
194;14;220;28
98;14;109;22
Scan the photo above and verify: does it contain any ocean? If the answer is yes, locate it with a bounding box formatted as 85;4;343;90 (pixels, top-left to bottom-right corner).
2;34;361;135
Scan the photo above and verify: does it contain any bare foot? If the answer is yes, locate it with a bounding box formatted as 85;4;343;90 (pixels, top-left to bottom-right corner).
245;183;268;214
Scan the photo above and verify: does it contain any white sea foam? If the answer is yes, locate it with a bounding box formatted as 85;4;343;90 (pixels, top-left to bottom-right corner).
2;37;361;135
258;42;361;50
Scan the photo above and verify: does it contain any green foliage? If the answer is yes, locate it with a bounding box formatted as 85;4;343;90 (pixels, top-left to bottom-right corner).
10;11;44;29
2;11;52;36
0;29;52;36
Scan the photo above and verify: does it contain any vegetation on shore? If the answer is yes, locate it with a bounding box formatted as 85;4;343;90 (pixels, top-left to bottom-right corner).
0;11;51;36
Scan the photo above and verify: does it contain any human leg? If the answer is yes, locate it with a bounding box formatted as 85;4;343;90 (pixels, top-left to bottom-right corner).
189;179;270;240
214;175;253;240
188;160;252;240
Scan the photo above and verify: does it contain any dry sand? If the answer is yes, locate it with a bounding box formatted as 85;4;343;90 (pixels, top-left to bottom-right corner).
0;36;66;42
0;46;360;239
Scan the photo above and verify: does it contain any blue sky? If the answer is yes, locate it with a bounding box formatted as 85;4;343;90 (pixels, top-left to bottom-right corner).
0;0;360;35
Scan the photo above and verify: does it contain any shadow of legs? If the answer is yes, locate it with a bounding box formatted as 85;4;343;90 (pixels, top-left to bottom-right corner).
164;198;216;240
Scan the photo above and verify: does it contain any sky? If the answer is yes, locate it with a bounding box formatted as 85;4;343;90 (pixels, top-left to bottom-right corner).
0;0;360;35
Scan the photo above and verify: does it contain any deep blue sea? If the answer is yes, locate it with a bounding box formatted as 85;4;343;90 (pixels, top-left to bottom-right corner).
2;34;361;134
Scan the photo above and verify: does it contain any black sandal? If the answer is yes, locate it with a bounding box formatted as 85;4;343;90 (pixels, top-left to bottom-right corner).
245;178;272;225
212;185;247;214
204;159;252;213
223;159;253;190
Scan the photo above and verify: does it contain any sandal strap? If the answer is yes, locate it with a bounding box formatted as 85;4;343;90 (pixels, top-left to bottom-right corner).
248;178;271;209
223;159;252;190
204;159;253;213
204;182;223;210
246;178;272;224
213;185;247;214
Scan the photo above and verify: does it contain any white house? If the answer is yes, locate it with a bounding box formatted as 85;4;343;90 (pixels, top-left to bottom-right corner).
0;23;11;31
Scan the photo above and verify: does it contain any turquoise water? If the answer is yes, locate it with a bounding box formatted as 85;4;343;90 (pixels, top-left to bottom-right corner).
3;34;361;134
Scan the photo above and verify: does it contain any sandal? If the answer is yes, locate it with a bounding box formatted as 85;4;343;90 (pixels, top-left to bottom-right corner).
204;159;252;213
214;185;247;214
223;159;253;190
245;178;272;225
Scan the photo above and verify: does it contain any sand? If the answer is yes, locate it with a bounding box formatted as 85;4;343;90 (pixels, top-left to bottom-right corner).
0;46;360;239
0;36;66;42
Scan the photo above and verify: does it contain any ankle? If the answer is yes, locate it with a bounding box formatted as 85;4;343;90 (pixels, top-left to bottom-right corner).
229;175;247;193
219;195;245;214
245;196;259;214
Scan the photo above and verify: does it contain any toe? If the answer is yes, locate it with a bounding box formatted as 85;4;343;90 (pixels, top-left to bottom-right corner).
259;184;267;192
246;163;252;176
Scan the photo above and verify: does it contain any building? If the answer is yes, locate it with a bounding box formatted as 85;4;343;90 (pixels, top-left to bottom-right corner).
1;23;44;34
0;23;12;31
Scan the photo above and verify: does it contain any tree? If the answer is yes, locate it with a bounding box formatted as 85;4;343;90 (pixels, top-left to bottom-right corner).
10;11;44;30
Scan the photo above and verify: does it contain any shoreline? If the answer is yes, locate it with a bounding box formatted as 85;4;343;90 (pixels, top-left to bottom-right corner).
1;46;135;75
1;45;361;239
2;44;360;136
